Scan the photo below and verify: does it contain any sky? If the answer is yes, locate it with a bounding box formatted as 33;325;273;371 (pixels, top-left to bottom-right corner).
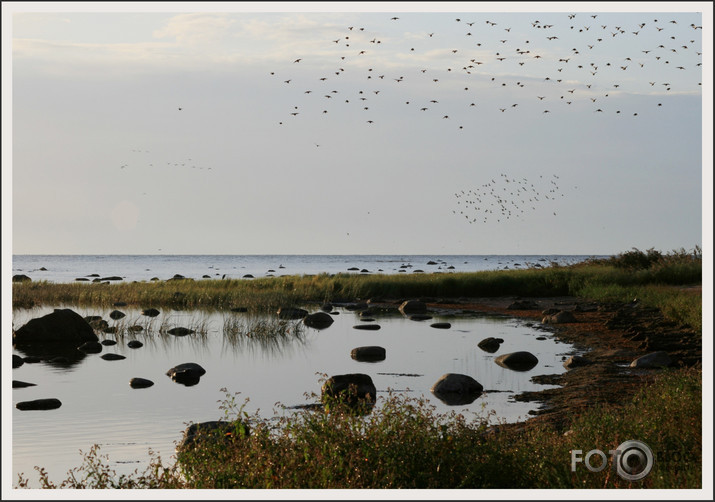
3;2;712;256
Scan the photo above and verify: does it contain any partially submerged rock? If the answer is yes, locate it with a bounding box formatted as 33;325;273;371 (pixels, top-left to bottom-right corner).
130;377;154;389
350;346;386;362
16;398;62;411
495;351;539;371
303;312;335;329
478;337;504;353
322;373;376;413
167;362;206;386
14;309;98;346
177;420;250;452
431;373;483;405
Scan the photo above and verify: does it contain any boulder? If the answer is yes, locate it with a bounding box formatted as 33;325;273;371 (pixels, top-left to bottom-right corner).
495;351;539;371
129;377;154;389
16;398;62;411
177;420;250;452
322;373;376;413
100;276;123;281
478;337;503;353
410;314;433;321
350;346;386;362
101;339;118;346
13;309;98;346
142;308;161;317
431;373;483;405
303;312;335;329
277;307;308;320
399;300;427;315
430;322;452;329
167;362;206;386
13;274;32;282
127;340;143;349
320;303;334;313
630;351;672;369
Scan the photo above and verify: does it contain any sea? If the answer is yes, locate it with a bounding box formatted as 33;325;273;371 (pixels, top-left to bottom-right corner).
11;254;605;284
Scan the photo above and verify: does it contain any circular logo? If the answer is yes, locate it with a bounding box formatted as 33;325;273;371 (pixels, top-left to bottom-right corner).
615;440;654;481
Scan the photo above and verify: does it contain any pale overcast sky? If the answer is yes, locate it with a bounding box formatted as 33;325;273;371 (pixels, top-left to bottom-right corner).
3;2;711;255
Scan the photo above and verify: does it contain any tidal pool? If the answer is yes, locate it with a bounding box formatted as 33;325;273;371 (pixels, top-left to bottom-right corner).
11;304;576;487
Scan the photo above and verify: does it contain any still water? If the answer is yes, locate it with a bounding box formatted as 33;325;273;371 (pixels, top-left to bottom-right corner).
11;304;576;487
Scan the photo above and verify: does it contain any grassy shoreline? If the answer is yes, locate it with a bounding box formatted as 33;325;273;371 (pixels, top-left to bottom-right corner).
12;248;703;330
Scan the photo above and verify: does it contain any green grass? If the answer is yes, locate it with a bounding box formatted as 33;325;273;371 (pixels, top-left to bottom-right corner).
16;367;701;489
13;247;702;330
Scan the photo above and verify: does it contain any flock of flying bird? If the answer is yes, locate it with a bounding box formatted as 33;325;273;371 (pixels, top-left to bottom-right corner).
269;12;701;225
272;13;701;125
454;173;569;224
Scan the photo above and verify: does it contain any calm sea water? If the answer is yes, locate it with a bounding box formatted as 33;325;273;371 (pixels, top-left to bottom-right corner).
12;254;602;283
10;254;591;488
11;304;578;488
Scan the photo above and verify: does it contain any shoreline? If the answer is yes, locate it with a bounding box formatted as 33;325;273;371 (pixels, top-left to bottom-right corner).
413;293;702;432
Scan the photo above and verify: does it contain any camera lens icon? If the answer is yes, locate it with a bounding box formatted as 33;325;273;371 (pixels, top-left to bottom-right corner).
615;440;654;481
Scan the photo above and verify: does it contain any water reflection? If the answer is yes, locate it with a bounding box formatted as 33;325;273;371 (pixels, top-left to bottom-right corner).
12;304;575;488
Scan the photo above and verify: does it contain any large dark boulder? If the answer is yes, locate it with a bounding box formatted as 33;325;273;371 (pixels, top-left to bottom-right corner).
13;274;32;282
431;373;483;405
495;351;539;371
13;309;98;346
322;373;376;414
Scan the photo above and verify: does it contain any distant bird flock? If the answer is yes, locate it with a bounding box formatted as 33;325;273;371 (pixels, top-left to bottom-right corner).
268;12;701;224
272;13;701;126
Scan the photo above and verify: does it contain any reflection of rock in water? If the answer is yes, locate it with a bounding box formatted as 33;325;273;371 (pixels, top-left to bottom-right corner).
430;373;484;406
13;344;87;369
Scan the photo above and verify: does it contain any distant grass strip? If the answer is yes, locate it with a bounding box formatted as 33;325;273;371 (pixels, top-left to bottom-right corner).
16;367;701;489
13;247;702;330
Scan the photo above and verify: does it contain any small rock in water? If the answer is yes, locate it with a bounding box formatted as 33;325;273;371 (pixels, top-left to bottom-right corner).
101;353;126;361
16;398;62;411
130;377;154;389
127;340;144;349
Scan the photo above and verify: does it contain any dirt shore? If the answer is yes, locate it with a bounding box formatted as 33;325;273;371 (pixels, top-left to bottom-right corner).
424;294;702;432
